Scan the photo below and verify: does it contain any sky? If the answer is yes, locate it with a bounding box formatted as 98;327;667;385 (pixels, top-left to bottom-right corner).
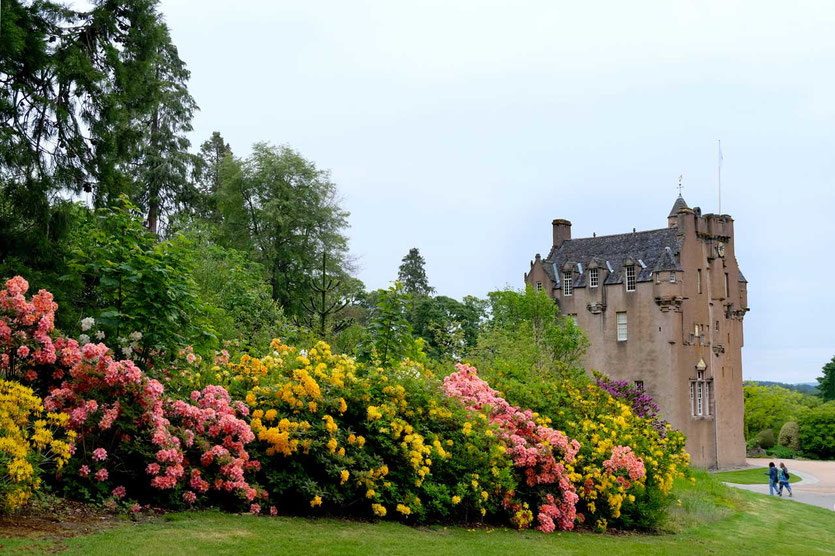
158;0;835;383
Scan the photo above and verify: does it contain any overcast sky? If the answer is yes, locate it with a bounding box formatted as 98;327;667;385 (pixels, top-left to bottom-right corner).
159;0;834;383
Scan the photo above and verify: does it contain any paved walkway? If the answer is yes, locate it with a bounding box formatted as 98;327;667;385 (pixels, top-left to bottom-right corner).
723;458;835;511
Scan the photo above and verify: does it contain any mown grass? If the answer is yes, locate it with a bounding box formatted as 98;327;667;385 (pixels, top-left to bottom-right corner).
2;471;831;555
713;467;801;485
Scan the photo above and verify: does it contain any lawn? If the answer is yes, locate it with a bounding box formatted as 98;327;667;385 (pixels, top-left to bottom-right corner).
712;467;801;484
1;471;831;555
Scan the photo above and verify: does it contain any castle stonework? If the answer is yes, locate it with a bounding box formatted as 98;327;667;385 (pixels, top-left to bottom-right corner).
524;196;748;468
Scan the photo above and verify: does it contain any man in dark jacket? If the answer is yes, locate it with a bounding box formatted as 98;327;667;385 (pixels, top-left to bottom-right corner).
765;462;779;496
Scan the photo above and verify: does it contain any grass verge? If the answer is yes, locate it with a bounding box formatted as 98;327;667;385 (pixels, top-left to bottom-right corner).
1;471;831;555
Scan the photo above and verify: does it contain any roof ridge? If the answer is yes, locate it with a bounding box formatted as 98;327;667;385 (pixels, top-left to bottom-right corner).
564;227;672;242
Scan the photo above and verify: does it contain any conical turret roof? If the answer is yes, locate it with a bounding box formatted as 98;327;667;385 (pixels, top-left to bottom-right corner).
668;195;689;217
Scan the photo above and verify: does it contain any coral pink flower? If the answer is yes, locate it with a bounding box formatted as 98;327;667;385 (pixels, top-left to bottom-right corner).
112;486;126;499
95;468;109;481
92;447;107;461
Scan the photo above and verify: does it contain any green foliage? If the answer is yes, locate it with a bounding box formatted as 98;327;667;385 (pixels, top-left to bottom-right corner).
816;356;835;402
472;286;588;380
766;445;797;459
359;283;420;367
397;248;434;297
184;226;289;349
410;295;486;361
65;202;213;363
777;421;800;451
754;429;775;450
216;143;352;318
798;401;835;459
742;383;820;440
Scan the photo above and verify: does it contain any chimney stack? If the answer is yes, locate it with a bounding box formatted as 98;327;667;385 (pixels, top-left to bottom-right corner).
552;219;572;248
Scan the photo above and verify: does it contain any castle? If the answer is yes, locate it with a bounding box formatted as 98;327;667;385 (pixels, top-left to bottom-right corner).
524;194;749;468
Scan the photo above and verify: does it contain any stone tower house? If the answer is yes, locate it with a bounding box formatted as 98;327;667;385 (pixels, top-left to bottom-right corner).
524;195;749;468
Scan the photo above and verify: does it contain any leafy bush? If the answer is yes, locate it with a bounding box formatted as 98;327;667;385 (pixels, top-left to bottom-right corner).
754;429;775;449
766;445;796;459
0;380;75;512
473;362;688;531
798;402;835;459
65;203;214;366
211;340;517;523
0;276;260;510
778;421;800;451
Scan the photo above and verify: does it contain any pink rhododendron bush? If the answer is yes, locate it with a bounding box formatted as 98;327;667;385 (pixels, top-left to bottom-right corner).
0;277;261;510
443;364;582;532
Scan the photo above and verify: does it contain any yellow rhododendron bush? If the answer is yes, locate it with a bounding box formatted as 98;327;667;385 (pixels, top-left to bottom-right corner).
207;340;518;522
0;380;75;512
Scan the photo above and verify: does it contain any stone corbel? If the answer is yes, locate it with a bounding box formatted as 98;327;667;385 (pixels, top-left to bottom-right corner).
586;302;606;314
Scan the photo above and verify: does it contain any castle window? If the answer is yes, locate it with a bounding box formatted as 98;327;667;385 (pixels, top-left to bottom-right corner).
669;272;676;283
589;268;599;288
536;281;543;292
634;380;644;390
696;382;703;415
616;312;628;341
563;272;573;296
570;314;578;326
626;265;636;292
724;272;729;298
697;269;702;293
691;370;710;417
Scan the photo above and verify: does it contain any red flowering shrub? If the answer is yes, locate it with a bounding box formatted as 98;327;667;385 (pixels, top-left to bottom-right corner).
0;276;261;509
443;363;581;532
0;276;58;382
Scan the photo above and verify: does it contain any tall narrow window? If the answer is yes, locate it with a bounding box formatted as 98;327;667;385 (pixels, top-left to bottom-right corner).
696;381;703;416
724;273;729;298
563;272;573;296
669;272;676;283
697;269;702;294
616;312;627;341
626;265;636;292
571;314;578;326
589;268;599;288
535;281;543;292
690;382;695;415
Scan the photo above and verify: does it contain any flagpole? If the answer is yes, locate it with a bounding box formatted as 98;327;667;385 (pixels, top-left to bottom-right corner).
718;140;722;215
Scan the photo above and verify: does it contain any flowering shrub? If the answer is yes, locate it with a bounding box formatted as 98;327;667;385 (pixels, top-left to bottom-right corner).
443;364;581;532
0;276;260;509
595;374;667;436
0;380;75;512
0;276;58;382
211;340;517;522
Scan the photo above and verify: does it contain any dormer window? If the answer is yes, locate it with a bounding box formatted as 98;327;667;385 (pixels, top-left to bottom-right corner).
562;271;573;296
625;265;636;292
589;268;599;288
669;272;676;283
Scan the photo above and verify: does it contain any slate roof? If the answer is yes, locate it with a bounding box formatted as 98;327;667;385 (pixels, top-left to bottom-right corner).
545;227;684;287
669;195;689;217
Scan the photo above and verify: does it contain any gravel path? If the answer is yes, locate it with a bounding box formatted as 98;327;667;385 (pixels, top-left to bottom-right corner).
723;458;835;511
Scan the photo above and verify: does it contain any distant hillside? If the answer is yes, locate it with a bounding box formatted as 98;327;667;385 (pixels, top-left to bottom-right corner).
744;380;819;396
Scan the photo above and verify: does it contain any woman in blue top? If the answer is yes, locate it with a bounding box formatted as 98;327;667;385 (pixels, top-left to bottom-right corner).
765;462;779;496
778;462;792;497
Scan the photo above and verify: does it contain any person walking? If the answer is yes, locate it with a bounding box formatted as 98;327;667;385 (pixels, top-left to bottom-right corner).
765;462;779;496
778;463;793;497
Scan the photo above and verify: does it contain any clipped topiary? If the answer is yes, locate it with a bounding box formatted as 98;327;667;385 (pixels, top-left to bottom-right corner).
755;428;775;449
778;421;800;451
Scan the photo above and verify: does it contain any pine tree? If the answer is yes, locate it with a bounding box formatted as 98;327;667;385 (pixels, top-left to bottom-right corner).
397;248;434;297
818;356;835;402
195;132;232;220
